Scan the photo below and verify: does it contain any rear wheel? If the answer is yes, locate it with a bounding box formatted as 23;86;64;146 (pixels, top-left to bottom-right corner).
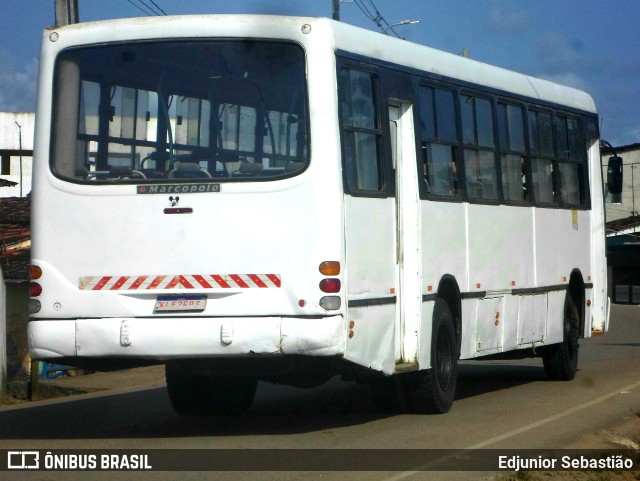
543;296;580;381
406;299;457;414
165;368;257;416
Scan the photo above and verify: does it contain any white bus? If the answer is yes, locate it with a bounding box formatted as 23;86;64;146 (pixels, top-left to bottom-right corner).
28;15;609;415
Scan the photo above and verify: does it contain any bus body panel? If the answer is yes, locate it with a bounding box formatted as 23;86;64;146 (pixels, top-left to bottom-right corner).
29;316;344;360
31;176;344;319
466;204;537;293
342;196;397;374
420;203;468;294
533;209;592;288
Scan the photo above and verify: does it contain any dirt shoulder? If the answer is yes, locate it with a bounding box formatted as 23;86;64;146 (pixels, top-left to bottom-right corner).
0;364;166;405
495;413;640;481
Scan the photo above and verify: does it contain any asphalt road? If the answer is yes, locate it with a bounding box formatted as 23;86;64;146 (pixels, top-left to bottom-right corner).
1;304;638;481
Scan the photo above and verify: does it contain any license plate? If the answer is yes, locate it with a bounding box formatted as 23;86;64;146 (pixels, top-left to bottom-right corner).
154;296;207;313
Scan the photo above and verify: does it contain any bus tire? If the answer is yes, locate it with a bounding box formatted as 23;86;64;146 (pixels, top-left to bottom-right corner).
543;296;580;381
165;369;257;416
409;299;457;414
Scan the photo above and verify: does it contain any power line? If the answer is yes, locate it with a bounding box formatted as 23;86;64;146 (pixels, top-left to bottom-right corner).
137;0;166;16
352;0;376;23
125;0;167;16
147;0;168;15
365;0;385;23
367;0;403;38
352;0;402;38
125;0;155;16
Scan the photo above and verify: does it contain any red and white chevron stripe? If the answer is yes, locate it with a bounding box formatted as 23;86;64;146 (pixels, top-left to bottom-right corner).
79;274;281;291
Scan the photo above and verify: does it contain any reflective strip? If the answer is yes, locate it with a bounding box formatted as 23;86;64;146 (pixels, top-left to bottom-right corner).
229;274;250;288
211;274;231;288
79;274;281;290
266;274;282;287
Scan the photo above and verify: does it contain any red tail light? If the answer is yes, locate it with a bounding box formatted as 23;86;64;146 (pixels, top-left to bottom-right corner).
319;278;341;293
30;282;43;297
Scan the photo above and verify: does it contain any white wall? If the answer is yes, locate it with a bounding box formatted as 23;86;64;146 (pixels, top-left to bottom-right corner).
0;112;35;198
603;144;640;223
0;112;34;150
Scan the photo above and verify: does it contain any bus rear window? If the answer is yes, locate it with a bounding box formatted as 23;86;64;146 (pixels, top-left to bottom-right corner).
51;41;309;184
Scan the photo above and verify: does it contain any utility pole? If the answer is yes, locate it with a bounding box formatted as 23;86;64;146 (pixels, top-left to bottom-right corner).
55;0;79;26
632;164;637;233
0;269;5;396
333;0;340;20
14;122;22;197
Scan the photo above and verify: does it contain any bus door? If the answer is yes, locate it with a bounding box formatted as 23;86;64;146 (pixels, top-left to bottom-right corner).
389;102;422;367
342;95;420;374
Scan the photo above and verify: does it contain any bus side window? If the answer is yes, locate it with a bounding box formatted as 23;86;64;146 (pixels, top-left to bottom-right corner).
556;115;586;207
418;85;460;198
497;102;528;203
529;109;556;205
461;94;498;201
339;68;385;193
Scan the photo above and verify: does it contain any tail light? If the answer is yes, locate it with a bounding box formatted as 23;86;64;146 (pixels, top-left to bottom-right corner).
317;261;342;311
29;265;42;280
29;282;42;297
319;261;341;276
319;278;341;293
29;265;43;297
320;296;341;310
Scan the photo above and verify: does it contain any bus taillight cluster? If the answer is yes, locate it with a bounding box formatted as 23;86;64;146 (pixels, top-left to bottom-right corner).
319;261;341;311
29;265;43;313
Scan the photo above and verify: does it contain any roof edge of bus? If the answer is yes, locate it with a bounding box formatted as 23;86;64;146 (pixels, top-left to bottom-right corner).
43;14;596;114
328;19;597;114
43;14;327;32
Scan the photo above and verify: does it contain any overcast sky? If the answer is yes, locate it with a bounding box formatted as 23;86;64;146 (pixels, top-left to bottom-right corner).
1;0;639;146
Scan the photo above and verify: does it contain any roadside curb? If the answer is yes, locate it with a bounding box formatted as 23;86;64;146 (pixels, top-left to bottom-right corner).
2;365;166;404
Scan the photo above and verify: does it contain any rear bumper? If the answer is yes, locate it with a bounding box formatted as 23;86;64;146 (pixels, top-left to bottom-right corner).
28;316;345;360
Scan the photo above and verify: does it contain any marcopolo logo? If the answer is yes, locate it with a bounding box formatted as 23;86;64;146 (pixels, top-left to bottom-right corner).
8;451;39;470
137;183;221;195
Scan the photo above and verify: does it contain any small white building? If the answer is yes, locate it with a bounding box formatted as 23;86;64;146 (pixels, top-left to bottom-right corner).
0;112;34;198
602;142;640;225
601;142;640;304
